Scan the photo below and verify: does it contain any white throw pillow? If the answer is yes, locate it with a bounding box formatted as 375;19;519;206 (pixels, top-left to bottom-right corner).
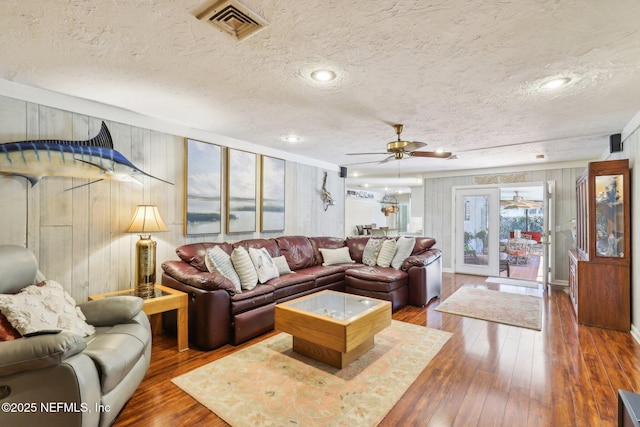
362;238;384;266
391;236;416;269
319;247;355;266
249;247;280;284
231;247;258;290
272;256;293;275
0;280;95;337
376;239;397;268
205;246;242;293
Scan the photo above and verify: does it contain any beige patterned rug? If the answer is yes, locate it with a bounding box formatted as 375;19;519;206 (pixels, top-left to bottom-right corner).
172;321;451;427
436;286;542;331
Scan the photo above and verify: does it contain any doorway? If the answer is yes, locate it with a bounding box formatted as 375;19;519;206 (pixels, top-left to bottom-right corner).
454;182;554;286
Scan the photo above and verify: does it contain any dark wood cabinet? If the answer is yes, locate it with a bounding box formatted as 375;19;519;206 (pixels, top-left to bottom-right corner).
568;159;630;331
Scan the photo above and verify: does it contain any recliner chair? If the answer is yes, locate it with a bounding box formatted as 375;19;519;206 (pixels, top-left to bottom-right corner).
0;245;151;427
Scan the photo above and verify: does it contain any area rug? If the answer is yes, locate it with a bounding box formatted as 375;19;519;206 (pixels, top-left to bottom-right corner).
436;286;542;330
485;276;542;289
172;321;451;427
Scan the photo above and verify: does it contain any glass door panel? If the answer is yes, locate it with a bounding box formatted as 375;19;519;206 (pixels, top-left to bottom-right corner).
455;187;500;276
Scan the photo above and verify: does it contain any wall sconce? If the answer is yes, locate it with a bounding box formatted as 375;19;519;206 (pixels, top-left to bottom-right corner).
126;205;168;298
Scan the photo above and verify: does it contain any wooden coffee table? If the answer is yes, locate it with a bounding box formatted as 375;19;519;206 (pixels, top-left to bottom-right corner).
89;284;188;352
275;290;391;368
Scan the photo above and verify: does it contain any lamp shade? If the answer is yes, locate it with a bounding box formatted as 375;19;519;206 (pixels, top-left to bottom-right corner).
126;205;168;234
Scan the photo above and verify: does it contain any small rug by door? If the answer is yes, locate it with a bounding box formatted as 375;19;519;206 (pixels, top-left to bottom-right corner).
436;286;542;330
485;276;542;289
172;321;451;427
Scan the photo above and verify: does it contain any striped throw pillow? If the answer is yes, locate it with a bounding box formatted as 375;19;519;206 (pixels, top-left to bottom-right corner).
205;246;242;293
391;236;416;269
231;247;258;290
376;239;397;268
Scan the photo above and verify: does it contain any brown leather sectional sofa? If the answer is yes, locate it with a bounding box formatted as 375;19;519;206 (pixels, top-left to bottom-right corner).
161;235;442;350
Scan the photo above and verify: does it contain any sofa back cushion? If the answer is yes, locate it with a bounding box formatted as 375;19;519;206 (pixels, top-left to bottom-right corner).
275;236;315;270
176;242;234;272
308;237;346;265
345;237;371;264
232;239;281;258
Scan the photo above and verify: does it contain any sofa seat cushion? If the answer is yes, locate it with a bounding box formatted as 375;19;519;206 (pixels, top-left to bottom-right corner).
84;322;150;394
230;284;275;314
297;264;356;278
267;273;315;300
345;266;408;293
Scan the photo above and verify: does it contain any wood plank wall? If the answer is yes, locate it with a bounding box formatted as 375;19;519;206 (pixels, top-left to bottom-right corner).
0;96;345;301
422;167;584;283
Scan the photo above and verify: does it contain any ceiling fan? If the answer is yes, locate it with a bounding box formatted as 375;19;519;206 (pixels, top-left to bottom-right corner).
346;124;453;164
501;191;541;209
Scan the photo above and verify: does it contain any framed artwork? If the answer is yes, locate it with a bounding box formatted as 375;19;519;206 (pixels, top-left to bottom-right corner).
184;139;222;235
226;148;257;233
260;156;285;231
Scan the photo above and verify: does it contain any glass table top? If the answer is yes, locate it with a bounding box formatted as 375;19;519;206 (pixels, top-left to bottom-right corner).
104;287;170;300
286;291;384;320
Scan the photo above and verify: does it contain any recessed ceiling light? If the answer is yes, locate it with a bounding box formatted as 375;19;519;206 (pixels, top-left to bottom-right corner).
283;135;300;143
310;69;337;82
541;77;571;90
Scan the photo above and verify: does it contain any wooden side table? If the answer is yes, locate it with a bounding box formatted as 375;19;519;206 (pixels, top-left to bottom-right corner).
89;285;189;352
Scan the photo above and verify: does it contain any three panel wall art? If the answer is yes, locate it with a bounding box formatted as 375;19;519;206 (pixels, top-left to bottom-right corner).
184;139;285;235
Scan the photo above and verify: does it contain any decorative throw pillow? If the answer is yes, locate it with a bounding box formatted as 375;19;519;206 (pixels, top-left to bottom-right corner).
249;247;280;284
362;238;385;266
205;246;242;293
391;236;416;269
272;256;293;275
0;313;21;341
230;247;258;290
319;247;355;266
376;239;397;268
0;280;95;337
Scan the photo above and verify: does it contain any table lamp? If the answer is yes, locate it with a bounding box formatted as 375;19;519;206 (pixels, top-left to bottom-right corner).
126;205;168;298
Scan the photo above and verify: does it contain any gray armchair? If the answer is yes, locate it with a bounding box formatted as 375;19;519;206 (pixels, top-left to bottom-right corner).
0;245;151;427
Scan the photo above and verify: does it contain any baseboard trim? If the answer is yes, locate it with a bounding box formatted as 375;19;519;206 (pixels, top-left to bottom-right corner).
631;324;640;345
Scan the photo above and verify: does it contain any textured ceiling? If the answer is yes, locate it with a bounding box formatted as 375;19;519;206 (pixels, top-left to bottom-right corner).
1;0;640;181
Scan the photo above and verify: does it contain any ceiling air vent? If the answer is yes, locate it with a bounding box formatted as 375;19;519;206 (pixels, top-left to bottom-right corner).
197;0;268;41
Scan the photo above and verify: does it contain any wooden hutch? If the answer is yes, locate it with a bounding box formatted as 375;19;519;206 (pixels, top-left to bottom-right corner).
568;159;630;331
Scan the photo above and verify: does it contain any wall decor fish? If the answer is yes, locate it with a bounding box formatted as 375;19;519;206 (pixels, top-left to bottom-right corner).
0;122;173;187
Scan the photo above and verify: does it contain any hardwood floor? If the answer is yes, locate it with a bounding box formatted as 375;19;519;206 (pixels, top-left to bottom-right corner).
114;273;640;426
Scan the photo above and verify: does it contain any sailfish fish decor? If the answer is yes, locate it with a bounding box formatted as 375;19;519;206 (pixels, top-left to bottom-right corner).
0;122;173;187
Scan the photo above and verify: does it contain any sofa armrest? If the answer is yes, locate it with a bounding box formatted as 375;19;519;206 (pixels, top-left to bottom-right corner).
401;248;442;270
78;296;144;326
0;332;86;376
162;260;237;294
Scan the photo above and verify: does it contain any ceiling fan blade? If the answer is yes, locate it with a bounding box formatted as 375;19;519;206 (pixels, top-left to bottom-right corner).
345;152;388;156
343;159;386;166
379;155;396;164
408;151;452;158
403;141;427;151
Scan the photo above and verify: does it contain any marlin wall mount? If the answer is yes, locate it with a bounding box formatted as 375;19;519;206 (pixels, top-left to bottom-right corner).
0;122;173;188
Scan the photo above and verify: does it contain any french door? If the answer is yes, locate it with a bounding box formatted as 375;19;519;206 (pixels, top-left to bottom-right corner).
454;187;501;276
